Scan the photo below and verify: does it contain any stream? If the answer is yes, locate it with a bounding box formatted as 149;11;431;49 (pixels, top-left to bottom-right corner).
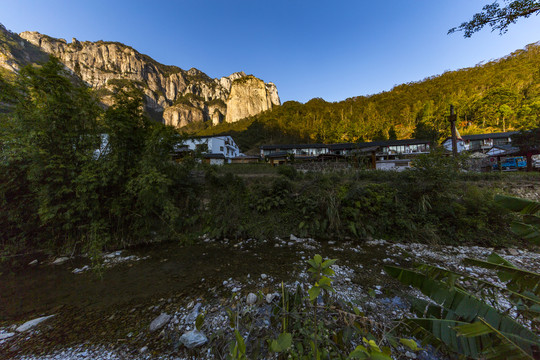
1;236;539;359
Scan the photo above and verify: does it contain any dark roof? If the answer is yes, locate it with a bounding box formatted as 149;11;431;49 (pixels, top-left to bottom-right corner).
443;131;519;143
260;143;328;150
330;139;430;150
490;144;520;155
261;139;430;151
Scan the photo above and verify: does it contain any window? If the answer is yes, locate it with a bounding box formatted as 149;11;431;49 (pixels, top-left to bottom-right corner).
220;146;224;152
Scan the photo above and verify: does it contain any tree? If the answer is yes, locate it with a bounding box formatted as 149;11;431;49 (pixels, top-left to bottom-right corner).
0;57;101;251
449;0;540;37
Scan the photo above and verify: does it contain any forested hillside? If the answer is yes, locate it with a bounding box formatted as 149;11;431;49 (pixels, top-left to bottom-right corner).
197;42;540;152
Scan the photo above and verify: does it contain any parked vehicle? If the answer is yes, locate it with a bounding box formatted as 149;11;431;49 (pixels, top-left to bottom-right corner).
492;156;527;171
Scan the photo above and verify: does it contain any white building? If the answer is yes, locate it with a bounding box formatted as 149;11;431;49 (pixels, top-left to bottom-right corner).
178;135;242;164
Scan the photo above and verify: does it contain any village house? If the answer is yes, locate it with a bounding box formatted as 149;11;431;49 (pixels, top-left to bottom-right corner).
442;131;519;154
175;135;242;164
259;139;431;170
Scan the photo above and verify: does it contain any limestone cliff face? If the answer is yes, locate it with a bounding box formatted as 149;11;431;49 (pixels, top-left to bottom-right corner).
2;29;281;128
225;76;281;123
163;104;204;128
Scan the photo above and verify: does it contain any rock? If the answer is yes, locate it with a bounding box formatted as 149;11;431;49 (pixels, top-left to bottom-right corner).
14;31;280;129
139;346;148;353
405;351;417;359
266;293;277;304
185;303;202;324
0;332;15;340
72;265;90;274
163;104;205;128
28;259;38;266
260;274;268;280
290;234;300;242
179;330;208;349
225;76;280;123
246;293;257;305
149;313;171;332
52;257;69;265
16;314;55;332
507;248;519;256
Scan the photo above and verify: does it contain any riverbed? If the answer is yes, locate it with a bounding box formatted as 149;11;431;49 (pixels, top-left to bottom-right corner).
1;236;539;359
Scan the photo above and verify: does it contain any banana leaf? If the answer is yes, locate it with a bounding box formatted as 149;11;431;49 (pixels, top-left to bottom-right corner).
384;266;539;346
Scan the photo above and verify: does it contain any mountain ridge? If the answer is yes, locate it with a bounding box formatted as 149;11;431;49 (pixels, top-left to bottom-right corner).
0;24;280;126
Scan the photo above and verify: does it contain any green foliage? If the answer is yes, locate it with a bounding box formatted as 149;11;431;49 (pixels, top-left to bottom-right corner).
0;57;198;256
449;0;540;37
197;43;540;153
223;255;416;359
385;252;540;359
495;194;540;243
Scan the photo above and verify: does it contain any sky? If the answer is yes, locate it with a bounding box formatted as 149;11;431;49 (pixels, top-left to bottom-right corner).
2;1;540;103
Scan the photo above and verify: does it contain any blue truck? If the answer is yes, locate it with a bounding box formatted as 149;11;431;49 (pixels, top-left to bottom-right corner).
492;156;527;171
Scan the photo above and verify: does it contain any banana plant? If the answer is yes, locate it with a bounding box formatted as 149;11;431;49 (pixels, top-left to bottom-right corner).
494;194;540;243
385;251;540;359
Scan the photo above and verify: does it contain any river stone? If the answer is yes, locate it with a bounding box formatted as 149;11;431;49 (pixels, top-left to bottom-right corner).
266;293;276;303
0;332;15;340
507;248;519;256
179;330;208;349
246;293;257;305
16;314;55;332
28;259;38;266
185;303;202;324
149;313;171;332
52;257;69;265
260;273;267;280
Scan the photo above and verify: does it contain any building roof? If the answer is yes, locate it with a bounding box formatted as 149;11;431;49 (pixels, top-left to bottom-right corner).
329;139;430;150
488;144;520;155
260;143;328;150
442;131;520;143
261;139;431;151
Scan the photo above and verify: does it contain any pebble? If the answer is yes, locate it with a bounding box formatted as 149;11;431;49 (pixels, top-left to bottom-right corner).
149;313;171;332
246;293;257;305
52;257;69;265
260;274;267;279
28;259;38;266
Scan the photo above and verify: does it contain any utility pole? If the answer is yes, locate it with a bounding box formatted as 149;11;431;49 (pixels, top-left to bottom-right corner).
448;105;458;157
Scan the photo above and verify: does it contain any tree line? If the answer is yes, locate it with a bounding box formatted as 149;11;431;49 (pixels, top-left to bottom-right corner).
199;42;540;152
0;58;199;256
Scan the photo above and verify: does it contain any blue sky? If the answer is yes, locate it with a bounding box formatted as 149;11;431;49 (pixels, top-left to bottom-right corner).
2;1;540;103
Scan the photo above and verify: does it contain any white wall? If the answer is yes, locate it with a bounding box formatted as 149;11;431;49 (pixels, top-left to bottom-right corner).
182;136;241;160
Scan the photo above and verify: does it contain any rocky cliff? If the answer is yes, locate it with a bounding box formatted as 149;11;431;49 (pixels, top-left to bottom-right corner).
0;24;280;128
225;76;280;123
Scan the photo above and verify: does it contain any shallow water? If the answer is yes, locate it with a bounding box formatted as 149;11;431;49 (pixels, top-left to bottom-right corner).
0;238;393;323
